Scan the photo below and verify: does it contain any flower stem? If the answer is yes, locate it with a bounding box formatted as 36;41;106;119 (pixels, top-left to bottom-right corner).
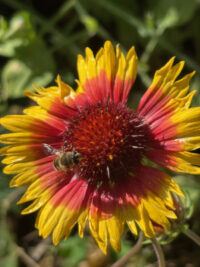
111;232;144;267
183;228;200;246
17;246;40;267
151;238;166;267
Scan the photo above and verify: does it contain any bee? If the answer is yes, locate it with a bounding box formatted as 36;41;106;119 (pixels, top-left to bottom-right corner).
43;144;81;171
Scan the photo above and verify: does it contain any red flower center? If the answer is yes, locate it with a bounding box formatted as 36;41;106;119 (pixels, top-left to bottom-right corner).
64;102;150;187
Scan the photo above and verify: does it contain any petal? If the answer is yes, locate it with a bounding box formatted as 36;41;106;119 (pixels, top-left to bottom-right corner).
77;41;138;104
106;215;124;252
138;57;195;117
35;178;90;242
146;149;200;175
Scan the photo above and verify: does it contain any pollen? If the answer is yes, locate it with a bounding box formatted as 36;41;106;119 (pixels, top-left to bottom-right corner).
64;102;150;187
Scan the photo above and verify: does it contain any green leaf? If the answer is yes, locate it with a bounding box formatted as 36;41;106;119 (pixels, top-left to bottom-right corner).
57;236;87;266
0;162;12;204
175;175;200;209
0;39;24;57
0;12;35;57
0;12;55;99
148;0;197;29
4;11;34;40
1;59;32;99
15;38;55;78
0;16;8;39
0;183;11;204
1;57;54;99
1;37;55;99
0;222;18;267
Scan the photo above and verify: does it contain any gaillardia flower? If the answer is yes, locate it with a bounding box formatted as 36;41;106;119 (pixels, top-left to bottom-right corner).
1;41;200;254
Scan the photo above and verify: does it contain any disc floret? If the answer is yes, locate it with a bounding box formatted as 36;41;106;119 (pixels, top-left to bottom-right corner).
64;102;149;187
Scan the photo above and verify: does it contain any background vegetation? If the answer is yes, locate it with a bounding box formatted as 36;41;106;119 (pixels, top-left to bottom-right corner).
1;0;200;266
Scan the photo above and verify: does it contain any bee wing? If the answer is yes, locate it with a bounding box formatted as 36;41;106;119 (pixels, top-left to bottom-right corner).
43;143;59;155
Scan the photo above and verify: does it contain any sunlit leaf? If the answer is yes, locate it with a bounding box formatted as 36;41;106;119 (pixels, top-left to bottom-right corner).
1;59;31;99
1;57;54;99
0;12;35;57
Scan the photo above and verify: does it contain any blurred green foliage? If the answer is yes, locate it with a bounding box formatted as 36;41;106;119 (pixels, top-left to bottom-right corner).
0;12;55;100
57;236;87;266
1;0;200;266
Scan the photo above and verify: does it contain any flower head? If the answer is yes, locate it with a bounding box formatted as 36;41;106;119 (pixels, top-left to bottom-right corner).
1;41;199;254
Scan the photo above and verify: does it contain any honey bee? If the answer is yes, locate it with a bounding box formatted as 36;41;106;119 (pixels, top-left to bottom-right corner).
43;144;81;171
